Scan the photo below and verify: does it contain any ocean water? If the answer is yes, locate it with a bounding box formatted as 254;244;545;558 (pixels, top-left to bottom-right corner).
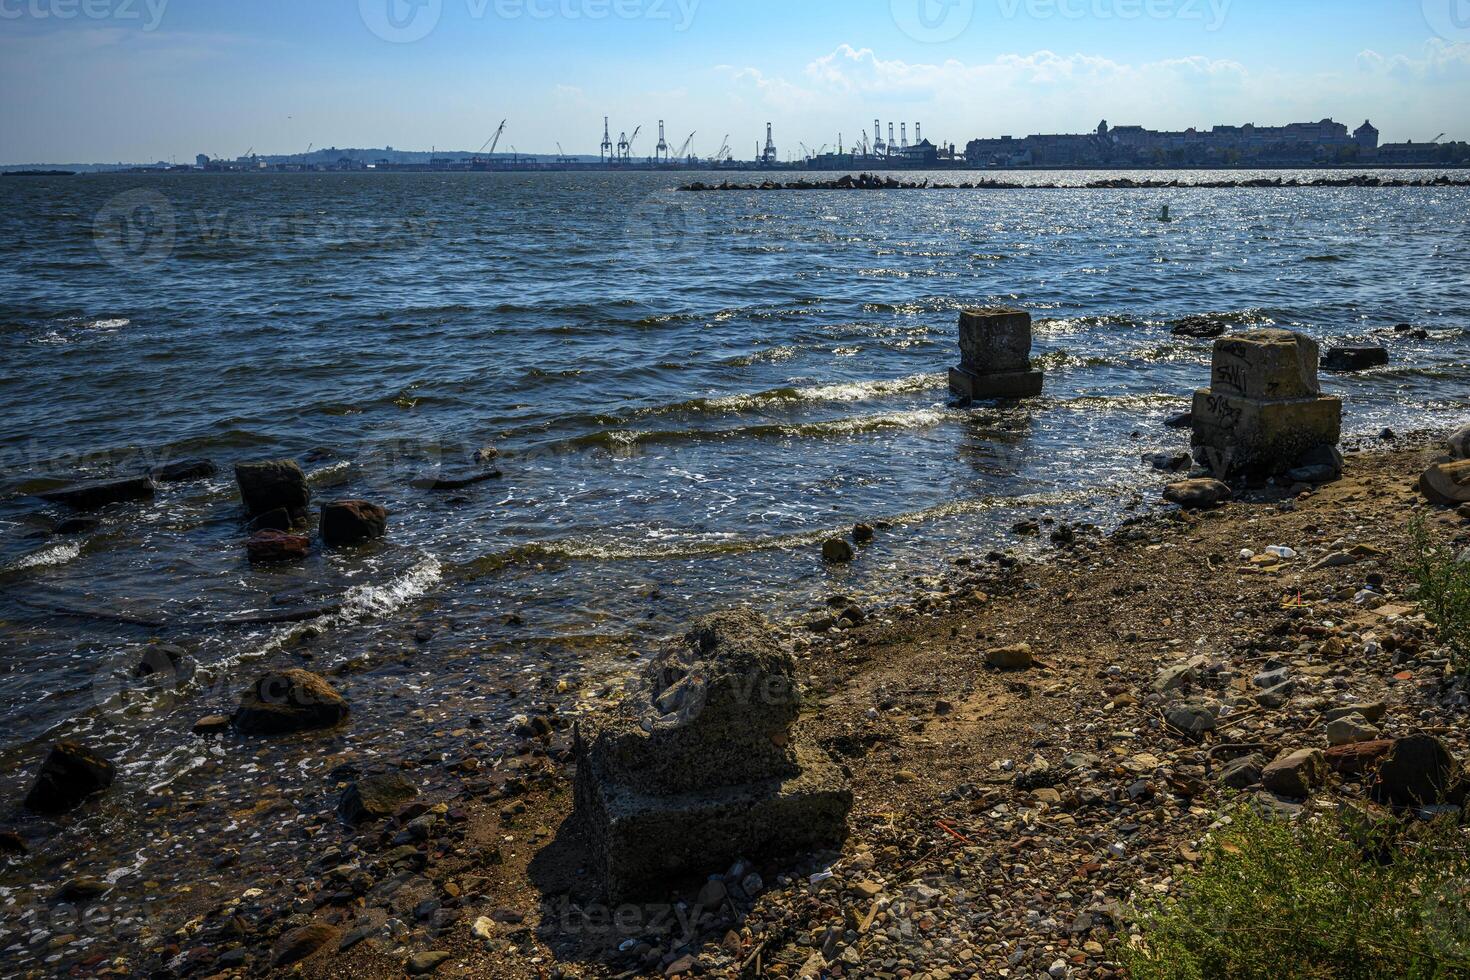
0;169;1466;905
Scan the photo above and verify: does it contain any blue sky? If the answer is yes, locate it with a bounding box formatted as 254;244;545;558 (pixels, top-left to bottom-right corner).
1;0;1467;162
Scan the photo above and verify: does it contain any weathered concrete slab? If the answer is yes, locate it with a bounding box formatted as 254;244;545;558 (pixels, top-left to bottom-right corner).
1192;329;1342;481
575;610;851;900
1209;329;1321;400
958;307;1034;374
949;366;1045;400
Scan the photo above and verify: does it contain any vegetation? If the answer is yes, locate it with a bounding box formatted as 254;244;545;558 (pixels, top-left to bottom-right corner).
1406;515;1470;672
1118;805;1470;980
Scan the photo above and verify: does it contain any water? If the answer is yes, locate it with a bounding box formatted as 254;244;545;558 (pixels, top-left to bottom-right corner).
0;170;1466;929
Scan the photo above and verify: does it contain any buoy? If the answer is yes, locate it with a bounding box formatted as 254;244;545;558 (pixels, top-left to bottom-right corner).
1159;205;1172;222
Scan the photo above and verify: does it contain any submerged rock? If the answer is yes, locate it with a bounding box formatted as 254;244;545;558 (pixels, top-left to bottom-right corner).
320;500;388;546
235;459;311;518
575;610;851;900
822;537;855;564
24;741;115;814
340;773;418;824
1321;346;1389;372
272;923;340;967
150;458;218;483
246;529;310;564
233;669;349;735
36;477;154;510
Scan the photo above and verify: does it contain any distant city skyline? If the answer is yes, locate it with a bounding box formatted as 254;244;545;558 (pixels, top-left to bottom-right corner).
2;0;1469;164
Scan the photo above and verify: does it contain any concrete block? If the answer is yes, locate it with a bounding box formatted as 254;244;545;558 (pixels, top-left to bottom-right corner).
1210;329;1321;400
1191;389;1341;478
958;307;1034;373
949;367;1044;400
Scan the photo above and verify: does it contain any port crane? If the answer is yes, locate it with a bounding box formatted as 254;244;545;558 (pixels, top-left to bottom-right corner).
617;125;642;163
556;142;574;164
675;131;696;164
712;135;730;164
476;120;507;160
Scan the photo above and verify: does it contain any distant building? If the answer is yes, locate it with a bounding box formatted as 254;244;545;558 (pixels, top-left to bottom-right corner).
961;117;1463;168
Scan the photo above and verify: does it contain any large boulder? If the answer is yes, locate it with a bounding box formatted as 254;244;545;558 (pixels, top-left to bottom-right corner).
575;610;851;900
234;460;310;518
1163;478;1231;510
1450;425;1470;460
36;477;154;510
320;500;388;547
1372;734;1458;807
233;669;349;735
1420;460;1470;507
24;742;115;814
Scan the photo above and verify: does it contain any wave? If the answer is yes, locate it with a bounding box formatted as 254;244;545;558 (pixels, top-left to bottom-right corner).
544;407;952;454
5;541;82;573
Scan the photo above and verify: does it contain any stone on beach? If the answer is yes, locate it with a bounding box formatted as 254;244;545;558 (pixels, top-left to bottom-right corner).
235;459;311;518
233;669;349;735
340;773;418;824
985;643;1035;670
1190;329;1342;481
36;476;154;510
948;307;1044;400
23;741;115;814
1371;734;1458;807
1450;424;1470;460
320;500;388;546
1261;748;1327;799
1163;478;1232;510
1420;459;1470;506
574;610;852;900
822;537;855;564
271;923;340;967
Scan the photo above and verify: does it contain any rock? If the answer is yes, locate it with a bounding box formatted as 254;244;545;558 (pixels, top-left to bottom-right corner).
1191;330;1341;480
150;458;218;483
470;916;495;940
1220;754;1264;789
474;446;500;463
36;477;154;510
821;538;855;564
574;610;852;900
1164;411;1193;429
407;951;452;974
1372;734;1458;807
233;669;349;735
949;307;1044;399
53;877;109;903
23;742;115;814
320;500;388;547
52;516;101;535
246;529;310;564
1326;714;1380;747
1450;424;1470;460
665;955;698;977
1171;315;1228;339
1261;748;1327;799
1325;739;1395;777
411;470;503;491
985;643;1034;670
1165;701;1218;738
1324;703;1387;724
235;459;310;518
340;773;418;824
1144;450;1192;472
1153;661;1199;694
1163;478;1231;510
1420;460;1470;506
134;643;187;679
1286;444;1344;485
191;715;230;736
0;830;26;854
1255;681;1296;709
271;924;340;967
852;523;875;544
246;507;296;533
1322;346;1389;372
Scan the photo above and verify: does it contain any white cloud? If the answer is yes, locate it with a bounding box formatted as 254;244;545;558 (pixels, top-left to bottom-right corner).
1357;39;1470;80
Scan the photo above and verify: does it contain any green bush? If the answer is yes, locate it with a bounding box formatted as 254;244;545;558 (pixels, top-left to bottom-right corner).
1118;805;1470;980
1406;515;1470;671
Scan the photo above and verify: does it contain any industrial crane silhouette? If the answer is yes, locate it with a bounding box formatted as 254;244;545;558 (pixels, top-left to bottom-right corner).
476;120;507;161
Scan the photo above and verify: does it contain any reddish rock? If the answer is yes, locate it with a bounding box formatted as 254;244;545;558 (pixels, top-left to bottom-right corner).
246;530;309;564
1325;739;1396;777
233;669;349;735
320;500;388;547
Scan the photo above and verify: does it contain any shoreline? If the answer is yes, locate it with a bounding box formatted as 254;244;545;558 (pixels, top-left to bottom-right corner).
6;432;1464;977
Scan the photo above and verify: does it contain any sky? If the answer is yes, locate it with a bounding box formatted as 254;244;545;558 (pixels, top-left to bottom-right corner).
1;0;1468;163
